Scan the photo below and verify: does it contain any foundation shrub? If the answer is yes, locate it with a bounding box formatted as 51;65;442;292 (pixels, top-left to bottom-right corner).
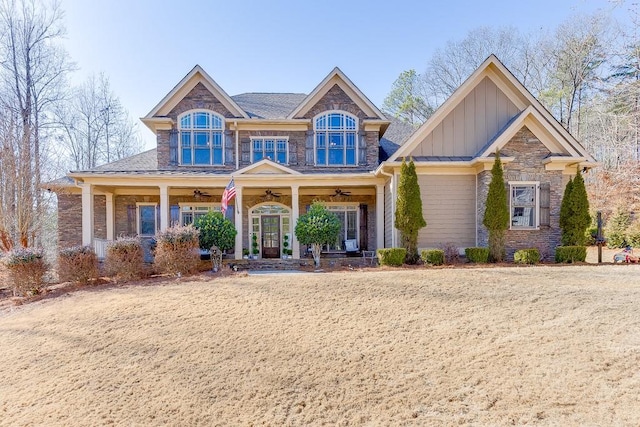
421;249;444;266
441;242;461;264
105;236;145;281
555;246;587;263
514;248;540;265
154;225;200;276
465;247;490;263
58;245;99;285
377;248;406;266
2;247;48;296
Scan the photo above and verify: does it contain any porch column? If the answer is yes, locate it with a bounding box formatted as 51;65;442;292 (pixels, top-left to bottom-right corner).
376;184;384;250
81;183;94;246
391;170;398;247
159;184;170;231
234;184;243;260
106;192;115;240
291;184;300;259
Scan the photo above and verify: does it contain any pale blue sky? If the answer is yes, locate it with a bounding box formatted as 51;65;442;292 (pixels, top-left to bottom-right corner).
59;0;627;148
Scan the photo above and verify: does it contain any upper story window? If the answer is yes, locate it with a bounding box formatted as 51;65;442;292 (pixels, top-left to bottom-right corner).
509;182;539;229
314;112;357;166
251;137;288;164
179;111;224;165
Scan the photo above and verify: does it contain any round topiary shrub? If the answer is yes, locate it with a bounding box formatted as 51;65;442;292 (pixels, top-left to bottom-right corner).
420;249;444;266
514;248;540;265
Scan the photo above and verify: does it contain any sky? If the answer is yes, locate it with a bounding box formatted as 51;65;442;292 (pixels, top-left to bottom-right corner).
58;0;630;149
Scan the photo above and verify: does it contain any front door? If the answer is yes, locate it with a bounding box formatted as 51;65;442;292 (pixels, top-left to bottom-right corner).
261;215;280;258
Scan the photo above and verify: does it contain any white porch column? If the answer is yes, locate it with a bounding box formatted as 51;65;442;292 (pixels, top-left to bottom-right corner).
81;183;94;246
159;184;170;231
376;184;384;250
234;184;243;260
291;184;300;259
392;170;398;247
105;193;115;240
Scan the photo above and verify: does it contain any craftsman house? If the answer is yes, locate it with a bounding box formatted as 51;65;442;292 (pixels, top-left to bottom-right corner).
51;55;596;260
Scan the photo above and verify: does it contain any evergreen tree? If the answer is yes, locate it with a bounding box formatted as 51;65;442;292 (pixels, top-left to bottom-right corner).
559;177;574;245
394;158;426;264
559;168;591;246
483;152;509;262
295;202;341;268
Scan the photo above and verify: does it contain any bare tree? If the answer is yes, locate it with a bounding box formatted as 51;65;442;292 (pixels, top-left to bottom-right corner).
0;0;69;248
54;73;142;170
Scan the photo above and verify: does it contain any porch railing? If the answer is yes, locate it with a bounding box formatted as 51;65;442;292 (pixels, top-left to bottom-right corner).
93;238;108;260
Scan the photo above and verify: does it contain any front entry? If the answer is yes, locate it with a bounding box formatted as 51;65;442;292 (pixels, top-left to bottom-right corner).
261;215;280;258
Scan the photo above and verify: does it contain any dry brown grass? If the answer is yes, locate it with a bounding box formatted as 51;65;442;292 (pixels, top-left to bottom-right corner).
1;264;640;426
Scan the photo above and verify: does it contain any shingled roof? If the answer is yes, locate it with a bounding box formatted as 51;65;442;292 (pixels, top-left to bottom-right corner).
379;115;417;160
231;93;308;119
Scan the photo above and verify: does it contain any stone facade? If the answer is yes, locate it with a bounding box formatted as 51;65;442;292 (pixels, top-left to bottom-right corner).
57;194;106;249
477;126;564;260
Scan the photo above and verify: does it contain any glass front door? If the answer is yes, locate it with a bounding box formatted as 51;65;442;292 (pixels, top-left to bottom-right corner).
261;215;280;258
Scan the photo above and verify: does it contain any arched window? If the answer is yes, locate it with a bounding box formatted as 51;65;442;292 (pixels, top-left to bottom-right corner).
179;111;224;165
314;112;357;165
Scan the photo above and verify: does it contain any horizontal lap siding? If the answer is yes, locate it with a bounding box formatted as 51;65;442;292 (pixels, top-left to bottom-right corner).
384;183;392;247
417;175;476;248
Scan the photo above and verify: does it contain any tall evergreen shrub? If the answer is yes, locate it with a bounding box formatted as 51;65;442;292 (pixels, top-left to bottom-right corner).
482;152;509;262
394;158;426;264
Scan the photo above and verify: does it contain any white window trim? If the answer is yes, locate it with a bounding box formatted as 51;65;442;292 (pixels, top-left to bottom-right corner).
250;136;289;164
508;181;540;230
177;202;221;225
177;109;226;166
136;202;158;236
322;202;360;252
313;110;359;167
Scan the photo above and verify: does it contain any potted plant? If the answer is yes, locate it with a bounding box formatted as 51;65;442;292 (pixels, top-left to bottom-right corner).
282;234;289;259
242;248;249;259
251;233;259;259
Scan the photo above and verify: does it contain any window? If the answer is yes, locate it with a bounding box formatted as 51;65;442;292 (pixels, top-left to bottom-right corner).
510;182;539;229
178;203;221;225
137;203;158;236
251;137;288;164
324;204;358;251
314;112;357;166
179;111;224;165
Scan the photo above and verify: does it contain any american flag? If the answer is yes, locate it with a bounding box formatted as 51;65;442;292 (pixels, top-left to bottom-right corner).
221;178;236;215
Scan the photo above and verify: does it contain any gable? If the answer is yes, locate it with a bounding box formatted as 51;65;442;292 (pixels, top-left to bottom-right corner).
289;67;386;120
389;55;596;165
167;82;236;119
409;76;520;158
301;84;367;120
235;159;301;175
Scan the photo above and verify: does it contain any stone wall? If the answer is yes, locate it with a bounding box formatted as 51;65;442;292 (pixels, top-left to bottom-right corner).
477;126;564;260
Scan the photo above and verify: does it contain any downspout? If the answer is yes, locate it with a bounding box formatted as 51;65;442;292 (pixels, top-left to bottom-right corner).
234;121;239;170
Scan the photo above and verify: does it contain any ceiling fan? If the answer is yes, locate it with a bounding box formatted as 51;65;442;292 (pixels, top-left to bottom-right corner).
262;189;282;201
333;188;351;197
193;189;212;200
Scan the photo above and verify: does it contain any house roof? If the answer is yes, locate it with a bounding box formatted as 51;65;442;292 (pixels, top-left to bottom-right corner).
231;93;308;119
75;149;158;173
379;116;417;160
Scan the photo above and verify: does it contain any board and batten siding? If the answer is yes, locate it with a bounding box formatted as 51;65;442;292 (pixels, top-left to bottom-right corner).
410;76;520;157
417;175;476;249
384;182;393;247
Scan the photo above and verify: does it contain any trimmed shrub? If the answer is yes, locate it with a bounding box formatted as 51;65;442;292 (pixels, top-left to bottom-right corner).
465;247;490;263
105;237;145;281
514;248;540;265
58;246;99;285
483;152;509;262
2;247;48;296
194;212;236;253
377;248;406;266
421;249;444;266
555;246;587;263
154;225;200;276
395;158;426;264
